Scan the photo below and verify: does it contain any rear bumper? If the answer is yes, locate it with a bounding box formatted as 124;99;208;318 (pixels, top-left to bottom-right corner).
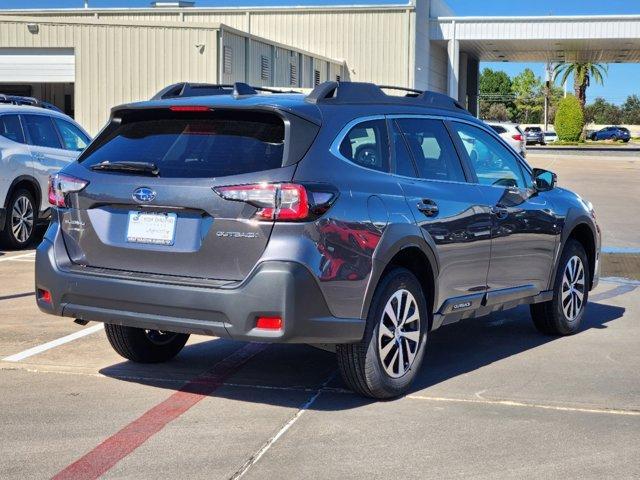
35;228;365;344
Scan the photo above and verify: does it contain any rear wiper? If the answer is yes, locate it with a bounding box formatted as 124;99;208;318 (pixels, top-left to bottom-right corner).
90;161;160;176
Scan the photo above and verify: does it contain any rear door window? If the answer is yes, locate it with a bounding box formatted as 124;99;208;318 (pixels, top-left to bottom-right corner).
338;119;390;172
80;110;285;178
22;114;62;149
0;114;24;143
394;118;466;182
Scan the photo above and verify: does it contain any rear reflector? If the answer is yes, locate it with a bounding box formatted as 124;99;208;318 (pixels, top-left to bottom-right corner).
37;289;52;304
169;106;211;112
256;316;282;330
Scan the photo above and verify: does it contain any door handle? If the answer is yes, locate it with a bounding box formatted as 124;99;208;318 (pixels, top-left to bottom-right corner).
417;199;439;217
491;206;509;219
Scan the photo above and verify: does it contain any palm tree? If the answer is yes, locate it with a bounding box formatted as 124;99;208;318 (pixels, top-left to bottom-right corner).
553;62;608;109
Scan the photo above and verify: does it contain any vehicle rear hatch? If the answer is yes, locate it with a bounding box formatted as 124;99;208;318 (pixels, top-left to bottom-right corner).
58;104;319;282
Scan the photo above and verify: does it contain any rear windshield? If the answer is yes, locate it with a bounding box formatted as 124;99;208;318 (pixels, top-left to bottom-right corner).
80;110;285;178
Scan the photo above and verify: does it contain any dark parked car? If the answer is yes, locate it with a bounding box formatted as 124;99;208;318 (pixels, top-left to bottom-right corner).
589;126;631;142
524;126;545;145
36;82;601;399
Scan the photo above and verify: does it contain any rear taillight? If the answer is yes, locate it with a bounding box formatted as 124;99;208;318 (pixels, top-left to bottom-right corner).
214;183;336;221
48;174;89;208
512;134;523;141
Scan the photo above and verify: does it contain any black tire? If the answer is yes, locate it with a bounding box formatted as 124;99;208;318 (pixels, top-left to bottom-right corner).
336;267;429;399
0;188;37;249
530;239;590;336
623;138;630;143
104;324;189;363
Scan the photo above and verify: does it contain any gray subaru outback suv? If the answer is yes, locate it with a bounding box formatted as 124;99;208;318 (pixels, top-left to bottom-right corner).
36;82;600;398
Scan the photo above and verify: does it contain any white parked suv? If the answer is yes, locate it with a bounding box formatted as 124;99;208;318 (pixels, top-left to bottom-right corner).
486;121;526;157
0;105;91;248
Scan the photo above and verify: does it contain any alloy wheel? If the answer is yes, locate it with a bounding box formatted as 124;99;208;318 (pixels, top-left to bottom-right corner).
11;195;34;244
561;255;586;321
377;289;421;378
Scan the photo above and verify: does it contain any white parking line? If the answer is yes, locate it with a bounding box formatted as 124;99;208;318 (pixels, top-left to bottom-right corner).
2;323;104;362
0;252;36;263
230;373;336;479
408;394;640;416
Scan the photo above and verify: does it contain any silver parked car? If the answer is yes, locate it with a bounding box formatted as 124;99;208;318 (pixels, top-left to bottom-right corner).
486;121;526;157
0;105;91;248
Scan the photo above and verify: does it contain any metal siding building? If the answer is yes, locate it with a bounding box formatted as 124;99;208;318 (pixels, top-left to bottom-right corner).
0;14;345;134
2;1;640;132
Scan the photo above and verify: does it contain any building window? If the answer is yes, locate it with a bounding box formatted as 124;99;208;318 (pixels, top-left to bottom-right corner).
289;62;298;86
223;46;233;75
314;69;321;86
260;55;271;81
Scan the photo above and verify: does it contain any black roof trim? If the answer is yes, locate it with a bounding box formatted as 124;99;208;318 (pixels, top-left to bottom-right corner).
151;82;304;100
305;81;470;114
0;94;62;112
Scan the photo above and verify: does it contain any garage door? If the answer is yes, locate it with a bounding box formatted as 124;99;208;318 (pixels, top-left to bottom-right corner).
0;48;74;82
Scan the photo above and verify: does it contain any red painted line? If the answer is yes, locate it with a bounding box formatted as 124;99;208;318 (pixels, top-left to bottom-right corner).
52;342;267;480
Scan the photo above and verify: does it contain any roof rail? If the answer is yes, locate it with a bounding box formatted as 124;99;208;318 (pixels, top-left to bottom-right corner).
305;81;469;113
0;94;63;113
151;82;303;100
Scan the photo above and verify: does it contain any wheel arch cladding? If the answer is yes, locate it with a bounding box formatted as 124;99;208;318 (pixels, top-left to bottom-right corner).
567;222;596;290
5;175;41;211
362;224;438;330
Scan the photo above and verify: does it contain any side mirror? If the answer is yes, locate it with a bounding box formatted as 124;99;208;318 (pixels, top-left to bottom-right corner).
533;168;556;191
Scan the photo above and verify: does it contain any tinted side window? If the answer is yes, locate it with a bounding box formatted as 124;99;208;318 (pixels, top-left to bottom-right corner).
395;118;465;182
53;118;89;151
0;115;24;143
338;119;389;172
390;121;417;177
23;115;62;149
451;122;526;189
490;125;506;134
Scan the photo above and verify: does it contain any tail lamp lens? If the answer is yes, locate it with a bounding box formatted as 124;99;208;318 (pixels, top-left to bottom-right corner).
48;174;89;208
512;134;523;141
214;183;311;221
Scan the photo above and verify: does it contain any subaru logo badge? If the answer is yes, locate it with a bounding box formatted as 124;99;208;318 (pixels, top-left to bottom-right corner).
132;187;156;203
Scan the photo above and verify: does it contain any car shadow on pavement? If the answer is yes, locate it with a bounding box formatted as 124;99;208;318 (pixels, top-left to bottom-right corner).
99;302;625;410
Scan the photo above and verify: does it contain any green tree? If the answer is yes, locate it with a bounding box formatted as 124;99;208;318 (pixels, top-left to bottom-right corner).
554;95;585;141
584;97;622;124
621;95;640;124
552;62;608;109
487;103;509;121
479;68;513;119
511;68;543;123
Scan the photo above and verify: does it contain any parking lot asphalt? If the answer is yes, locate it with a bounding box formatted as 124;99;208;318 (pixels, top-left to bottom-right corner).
527;151;640;250
1;152;639;479
0;251;639;479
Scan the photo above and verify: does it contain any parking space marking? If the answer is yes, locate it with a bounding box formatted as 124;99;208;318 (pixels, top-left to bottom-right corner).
408;395;640;416
0;291;34;302
2;324;104;363
0;252;36;262
52;342;267;480
230;373;336;480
